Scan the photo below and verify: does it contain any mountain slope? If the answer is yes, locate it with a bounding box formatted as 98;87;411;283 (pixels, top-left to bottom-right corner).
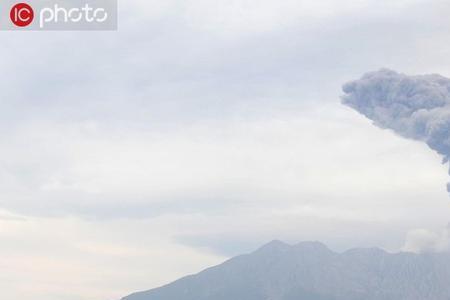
122;241;450;300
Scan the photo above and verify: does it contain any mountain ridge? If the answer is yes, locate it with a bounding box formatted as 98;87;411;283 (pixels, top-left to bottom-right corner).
121;240;450;300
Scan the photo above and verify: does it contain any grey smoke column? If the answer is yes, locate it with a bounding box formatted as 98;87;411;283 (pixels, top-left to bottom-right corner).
342;69;450;192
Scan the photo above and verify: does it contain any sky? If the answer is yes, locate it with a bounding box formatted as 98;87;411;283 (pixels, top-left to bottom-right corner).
2;0;450;299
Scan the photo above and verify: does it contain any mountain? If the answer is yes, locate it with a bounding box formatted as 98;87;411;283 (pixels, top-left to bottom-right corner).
121;240;450;300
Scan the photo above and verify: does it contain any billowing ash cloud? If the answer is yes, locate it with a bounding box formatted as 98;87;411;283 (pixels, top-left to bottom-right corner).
342;69;450;191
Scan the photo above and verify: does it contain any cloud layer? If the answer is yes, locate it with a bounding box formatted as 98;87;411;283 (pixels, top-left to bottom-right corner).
342;69;450;191
4;1;450;299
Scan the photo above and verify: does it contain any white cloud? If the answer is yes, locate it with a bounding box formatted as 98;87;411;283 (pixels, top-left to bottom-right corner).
402;226;450;253
0;105;448;218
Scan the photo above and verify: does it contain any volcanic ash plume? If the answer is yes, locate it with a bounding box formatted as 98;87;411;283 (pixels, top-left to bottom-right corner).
341;69;450;191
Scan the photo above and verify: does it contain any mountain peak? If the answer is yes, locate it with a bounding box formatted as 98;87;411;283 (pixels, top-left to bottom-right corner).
295;240;330;250
122;241;450;300
260;239;289;248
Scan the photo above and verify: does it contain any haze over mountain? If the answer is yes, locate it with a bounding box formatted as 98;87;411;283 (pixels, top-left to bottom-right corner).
122;240;450;300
